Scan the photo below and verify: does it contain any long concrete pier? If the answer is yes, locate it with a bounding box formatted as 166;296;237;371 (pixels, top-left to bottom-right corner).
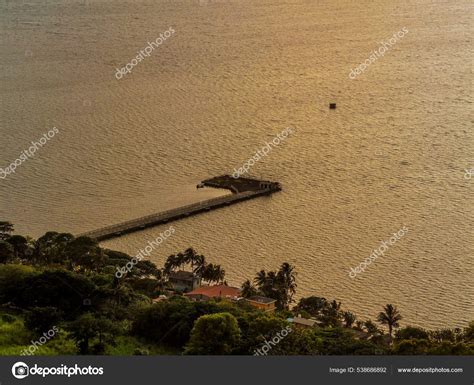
78;176;281;241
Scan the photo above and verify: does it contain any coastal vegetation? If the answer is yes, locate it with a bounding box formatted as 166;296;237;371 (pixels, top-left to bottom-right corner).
0;222;472;356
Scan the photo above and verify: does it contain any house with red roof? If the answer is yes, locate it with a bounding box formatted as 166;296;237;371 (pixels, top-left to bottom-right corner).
184;284;241;302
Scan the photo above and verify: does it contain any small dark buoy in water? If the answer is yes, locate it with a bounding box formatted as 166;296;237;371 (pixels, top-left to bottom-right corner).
329;103;336;109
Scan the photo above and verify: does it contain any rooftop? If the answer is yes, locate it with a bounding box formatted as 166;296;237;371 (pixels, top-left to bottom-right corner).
287;317;317;327
247;295;277;304
185;284;241;299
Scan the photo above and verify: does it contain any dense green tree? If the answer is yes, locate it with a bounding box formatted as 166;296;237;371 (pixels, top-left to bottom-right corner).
319;300;342;327
126;276;167;298
0;241;14;263
236;312;289;354
132;297;198;346
14;269;97;317
463;321;474;342
24;306;63;333
0;221;14;240
0;264;37;303
238;313;313;355
270;327;321;355
309;327;382;355
396;326;429;341
67;313;119;354
294;296;328;317
132;297;244;349
427;342;474;355
6;235;28;259
64;236;106;272
429;328;457;343
184;312;240;355
392;339;430;355
293;297;343;327
34;232;74;265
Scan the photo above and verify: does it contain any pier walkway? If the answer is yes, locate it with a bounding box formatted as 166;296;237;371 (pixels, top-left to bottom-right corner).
78;176;281;241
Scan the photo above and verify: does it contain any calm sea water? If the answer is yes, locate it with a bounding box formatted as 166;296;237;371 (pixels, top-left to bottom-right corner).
1;0;472;329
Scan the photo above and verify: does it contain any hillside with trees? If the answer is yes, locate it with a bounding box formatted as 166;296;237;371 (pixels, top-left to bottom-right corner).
0;222;472;356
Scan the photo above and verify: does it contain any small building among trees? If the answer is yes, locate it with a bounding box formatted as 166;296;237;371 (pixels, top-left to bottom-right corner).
244;295;276;312
168;271;201;293
286;315;317;329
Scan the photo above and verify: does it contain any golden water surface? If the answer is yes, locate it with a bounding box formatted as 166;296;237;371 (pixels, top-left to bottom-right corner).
1;0;473;328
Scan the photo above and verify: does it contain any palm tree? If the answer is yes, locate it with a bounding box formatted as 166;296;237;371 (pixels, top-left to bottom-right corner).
202;263;216;284
192;254;206;277
364;320;381;336
164;254;178;275
343;311;356;328
253;265;297;310
277;262;297;305
175;252;186;270
329;300;341;312
201;264;225;285
155;269;172;293
254;270;267;287
377;304;402;338
212;265;225;284
320;300;342;327
241;280;257;298
183;248;200;270
264;271;278;295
